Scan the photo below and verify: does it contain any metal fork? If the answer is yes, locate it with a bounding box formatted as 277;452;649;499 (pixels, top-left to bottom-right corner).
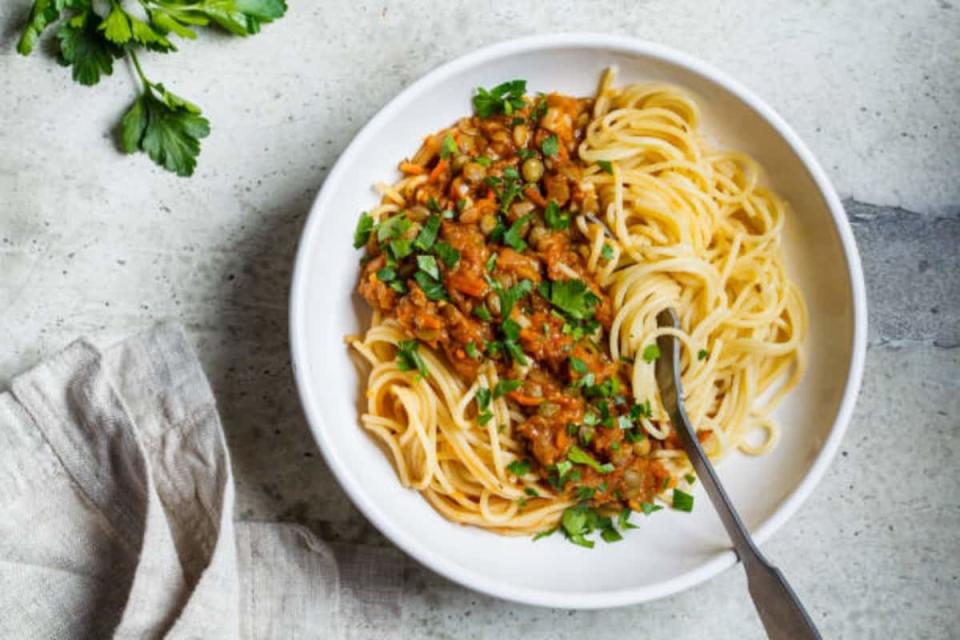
654;308;822;640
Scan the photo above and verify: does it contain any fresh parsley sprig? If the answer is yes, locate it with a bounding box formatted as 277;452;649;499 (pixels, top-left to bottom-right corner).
16;0;287;176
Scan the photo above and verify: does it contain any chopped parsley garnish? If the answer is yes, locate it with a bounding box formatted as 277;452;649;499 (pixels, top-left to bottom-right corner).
440;134;459;159
427;197;441;213
684;473;697;485
544;201;570;230
530;98;548;123
503;340;528;365
377;215;411;242
487;167;525;215
485;252;498;273
617;509;640;530
475;387;493;425
414;215;441;251
597;160;614;174
517;148;536;161
576;486;597;501
414;271;447;300
601;243;614;260
353;212;374;248
503;214;532;251
416;255;439;280
630;400;653;420
493;379;522;398
642;343;661;363
473;305;492;321
532;526;558;541
465;341;480;359
540;279;599;320
490;278;533;320
433;242;460;268
541;135;559;157
507;460;531;476
475;155;492;167
524;487;539;497
567;445;614;474
698;348;710;361
673;489;694;512
376;267;396;282
569;356;589;374
473;79;527;118
388;280;407;294
396;340;428;378
640;502;663;516
561;506;595;548
388;237;413;261
502;319;521;341
558;504;625;548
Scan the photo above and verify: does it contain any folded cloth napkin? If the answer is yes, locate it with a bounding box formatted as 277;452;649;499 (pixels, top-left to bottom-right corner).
0;323;344;639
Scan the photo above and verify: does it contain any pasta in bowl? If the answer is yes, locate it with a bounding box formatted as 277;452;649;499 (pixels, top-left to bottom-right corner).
290;35;865;607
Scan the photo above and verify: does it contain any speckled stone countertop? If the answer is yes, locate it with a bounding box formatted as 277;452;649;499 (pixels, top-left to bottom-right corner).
1;1;958;638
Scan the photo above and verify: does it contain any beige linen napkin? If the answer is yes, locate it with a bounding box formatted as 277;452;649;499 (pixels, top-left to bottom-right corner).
0;323;359;638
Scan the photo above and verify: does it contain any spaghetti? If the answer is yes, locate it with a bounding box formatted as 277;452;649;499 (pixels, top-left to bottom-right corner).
347;70;806;544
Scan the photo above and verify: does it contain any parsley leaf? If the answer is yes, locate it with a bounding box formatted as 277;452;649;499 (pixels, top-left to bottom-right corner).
475;387;492;410
544;201;570;230
541;135;559;157
673;489;695;512
440;134;459;159
485;252;498;273
493;379;521;398
597;160;614;174
698;348;710;361
642;344;661;363
503;214;531;251
16;0;287;175
465;341;480;359
376;267;395;282
17;0;65;56
416;255;439;280
601;243;614;260
473;305;492;322
567;446;614;474
378;215;411;242
507;460;531;476
541;280;599;320
530;97;548;123
433;242;460;268
57;10;123;86
396;340;429;378
472;79;527;118
640;502;663;516
121;81;210;177
413;271;447;300
414;215;441;251
569;356;588;374
353;213;374;248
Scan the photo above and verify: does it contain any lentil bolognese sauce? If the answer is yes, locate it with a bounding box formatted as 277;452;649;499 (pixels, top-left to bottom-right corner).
347;70;807;547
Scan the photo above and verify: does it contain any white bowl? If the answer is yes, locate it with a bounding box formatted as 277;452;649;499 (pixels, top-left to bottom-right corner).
290;34;867;609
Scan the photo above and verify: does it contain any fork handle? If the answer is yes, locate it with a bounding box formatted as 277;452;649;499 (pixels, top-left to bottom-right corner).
654;309;821;640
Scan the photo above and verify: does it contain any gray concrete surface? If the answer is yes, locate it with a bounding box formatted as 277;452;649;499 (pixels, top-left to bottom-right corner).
1;1;958;637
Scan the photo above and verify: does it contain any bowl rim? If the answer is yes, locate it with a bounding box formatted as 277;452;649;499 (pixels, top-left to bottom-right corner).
289;32;868;609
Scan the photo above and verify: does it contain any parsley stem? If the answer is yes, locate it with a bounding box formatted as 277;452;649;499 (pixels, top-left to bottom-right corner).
128;50;152;92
